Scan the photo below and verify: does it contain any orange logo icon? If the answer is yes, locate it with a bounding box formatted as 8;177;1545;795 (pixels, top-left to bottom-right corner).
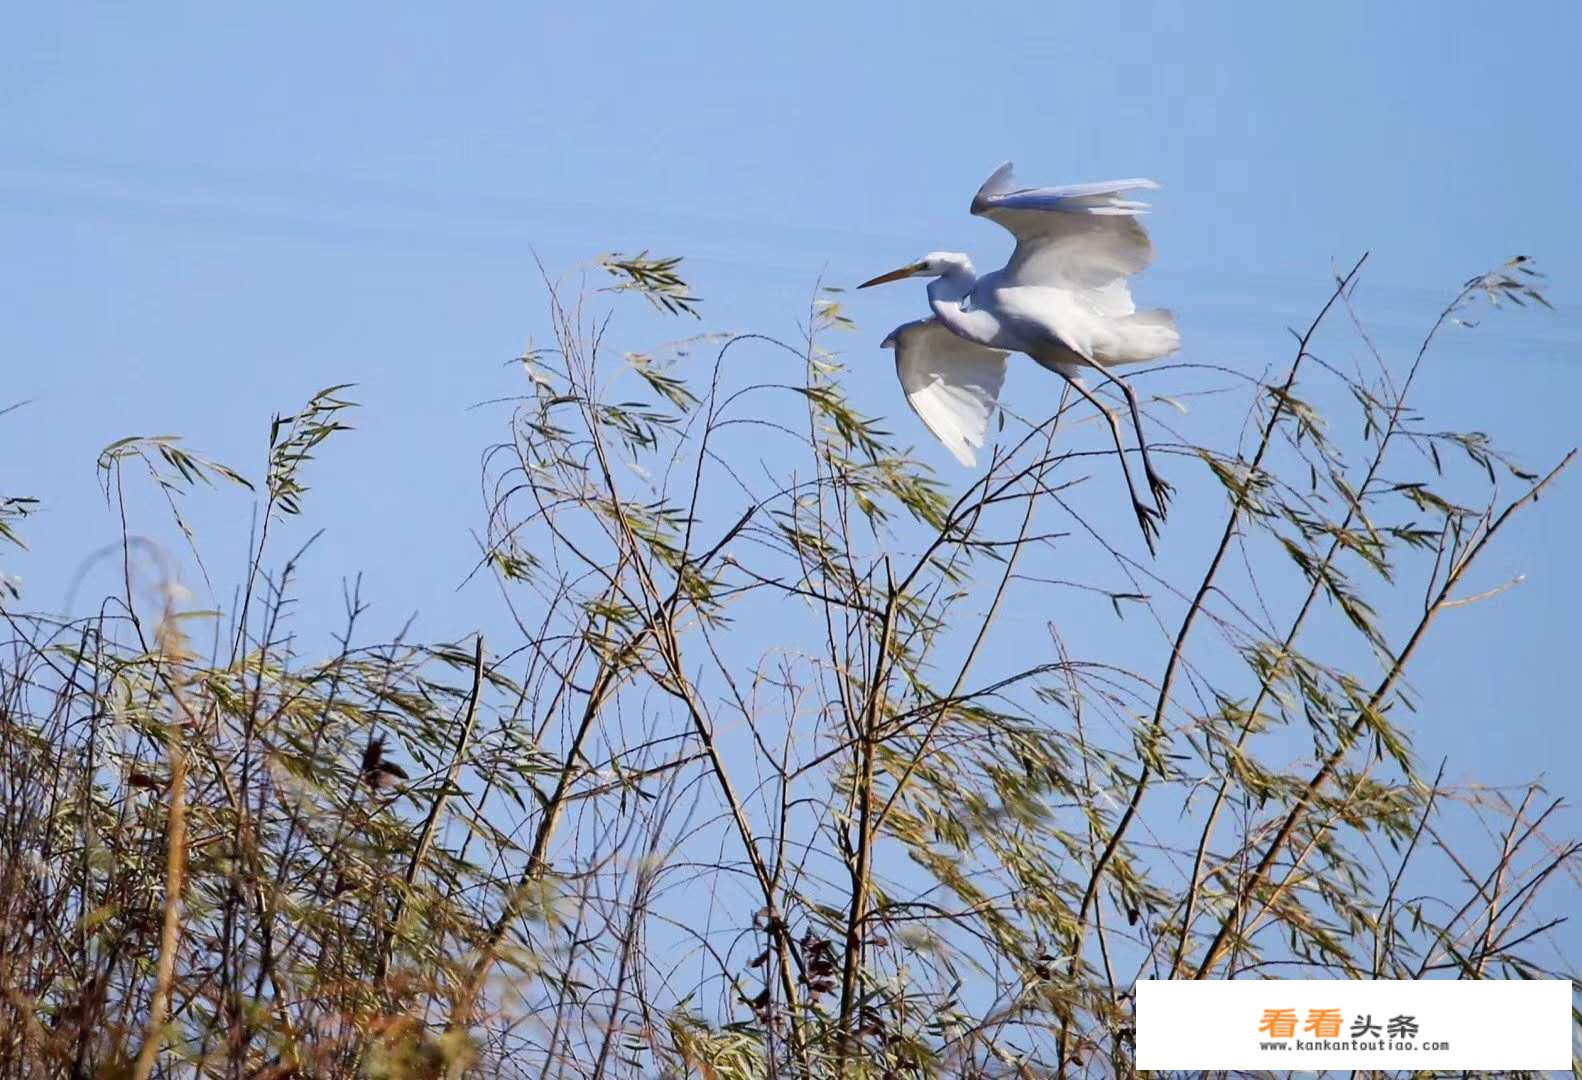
1258;1009;1298;1038
1304;1009;1343;1037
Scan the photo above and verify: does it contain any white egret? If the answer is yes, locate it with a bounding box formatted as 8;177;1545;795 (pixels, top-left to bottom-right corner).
859;163;1180;551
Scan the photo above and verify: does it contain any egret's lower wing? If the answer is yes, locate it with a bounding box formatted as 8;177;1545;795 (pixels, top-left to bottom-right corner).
886;318;1010;468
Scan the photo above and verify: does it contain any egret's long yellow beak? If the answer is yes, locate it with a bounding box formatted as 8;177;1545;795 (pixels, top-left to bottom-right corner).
857;263;923;289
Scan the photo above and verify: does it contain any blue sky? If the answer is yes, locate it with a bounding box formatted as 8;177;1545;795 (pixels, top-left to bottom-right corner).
3;2;1579;925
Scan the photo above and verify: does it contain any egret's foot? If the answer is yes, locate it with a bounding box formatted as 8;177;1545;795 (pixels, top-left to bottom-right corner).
1147;469;1174;516
1132;498;1163;556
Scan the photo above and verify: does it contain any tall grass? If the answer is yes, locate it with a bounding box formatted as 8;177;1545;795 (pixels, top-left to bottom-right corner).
0;254;1574;1077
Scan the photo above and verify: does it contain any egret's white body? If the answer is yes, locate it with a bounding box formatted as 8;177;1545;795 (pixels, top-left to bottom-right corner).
860;163;1180;549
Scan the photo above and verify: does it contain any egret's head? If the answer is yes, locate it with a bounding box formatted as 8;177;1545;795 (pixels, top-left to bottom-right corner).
857;251;971;289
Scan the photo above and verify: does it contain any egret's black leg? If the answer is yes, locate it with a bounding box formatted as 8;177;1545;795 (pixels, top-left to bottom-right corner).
1087;364;1172;516
1122;379;1173;515
1057;371;1161;556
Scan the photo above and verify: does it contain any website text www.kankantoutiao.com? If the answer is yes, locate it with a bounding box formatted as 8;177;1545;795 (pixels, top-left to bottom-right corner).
1259;1038;1452;1053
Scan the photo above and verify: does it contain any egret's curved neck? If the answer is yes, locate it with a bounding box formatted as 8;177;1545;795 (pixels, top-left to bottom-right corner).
926;262;995;346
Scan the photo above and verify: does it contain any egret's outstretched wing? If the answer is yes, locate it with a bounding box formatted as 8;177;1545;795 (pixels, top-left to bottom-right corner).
970;162;1159;291
883;318;1009;467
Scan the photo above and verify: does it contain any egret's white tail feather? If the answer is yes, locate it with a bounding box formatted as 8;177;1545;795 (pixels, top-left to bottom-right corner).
1110;308;1180;363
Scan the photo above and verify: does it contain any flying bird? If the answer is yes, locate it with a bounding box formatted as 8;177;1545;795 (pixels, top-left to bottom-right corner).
361;733;410;793
859;163;1180;551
